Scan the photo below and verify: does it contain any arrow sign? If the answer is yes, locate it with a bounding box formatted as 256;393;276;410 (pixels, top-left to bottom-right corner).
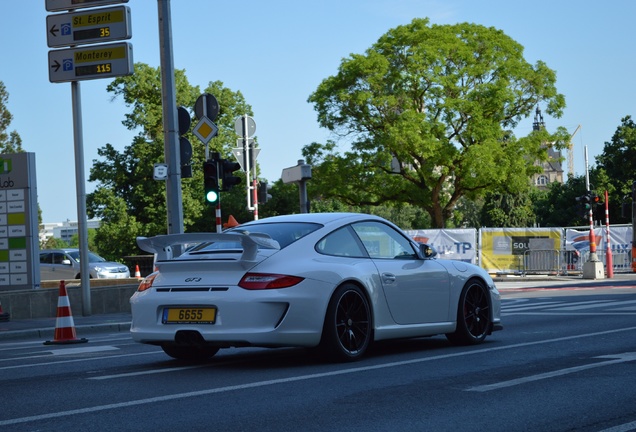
46;6;132;48
48;42;133;83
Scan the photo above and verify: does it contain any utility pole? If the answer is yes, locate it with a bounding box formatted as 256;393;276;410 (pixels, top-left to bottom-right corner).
157;0;184;236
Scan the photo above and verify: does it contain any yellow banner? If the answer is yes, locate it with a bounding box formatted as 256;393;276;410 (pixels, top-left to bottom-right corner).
480;228;561;273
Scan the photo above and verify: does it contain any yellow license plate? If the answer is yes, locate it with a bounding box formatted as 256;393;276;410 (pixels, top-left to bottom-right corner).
162;307;217;324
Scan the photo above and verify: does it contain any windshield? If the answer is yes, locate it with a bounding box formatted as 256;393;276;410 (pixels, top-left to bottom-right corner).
67;251;107;263
188;222;322;253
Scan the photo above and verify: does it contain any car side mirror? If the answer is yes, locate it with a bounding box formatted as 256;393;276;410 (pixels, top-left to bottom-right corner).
62;259;72;266
419;243;437;259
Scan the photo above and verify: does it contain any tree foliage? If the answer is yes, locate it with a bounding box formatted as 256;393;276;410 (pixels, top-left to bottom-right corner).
480;187;537;228
0;81;23;153
594;115;636;223
305;18;569;228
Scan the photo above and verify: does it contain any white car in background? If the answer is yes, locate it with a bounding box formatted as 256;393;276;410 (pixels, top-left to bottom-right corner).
130;213;502;362
39;248;130;280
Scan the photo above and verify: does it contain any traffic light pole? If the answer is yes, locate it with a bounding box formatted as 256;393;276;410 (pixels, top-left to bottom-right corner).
582;147;604;279
215;201;222;233
604;190;614;278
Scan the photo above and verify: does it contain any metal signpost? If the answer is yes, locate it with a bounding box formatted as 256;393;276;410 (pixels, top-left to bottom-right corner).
45;0;133;315
234;115;258;218
193;93;223;231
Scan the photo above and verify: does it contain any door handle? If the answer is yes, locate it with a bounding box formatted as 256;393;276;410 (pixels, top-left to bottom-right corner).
382;273;396;284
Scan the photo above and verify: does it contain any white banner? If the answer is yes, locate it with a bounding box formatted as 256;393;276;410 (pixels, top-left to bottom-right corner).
405;228;477;264
565;226;632;254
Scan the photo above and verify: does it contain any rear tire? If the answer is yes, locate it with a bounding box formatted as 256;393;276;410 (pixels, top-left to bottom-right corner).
446;279;492;345
320;284;372;362
161;344;219;361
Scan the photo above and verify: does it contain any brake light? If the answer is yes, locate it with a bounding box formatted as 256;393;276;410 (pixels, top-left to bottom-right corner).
137;272;158;292
239;273;304;290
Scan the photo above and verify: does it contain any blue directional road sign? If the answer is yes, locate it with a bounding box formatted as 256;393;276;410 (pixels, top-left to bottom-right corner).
46;6;132;48
48;42;133;83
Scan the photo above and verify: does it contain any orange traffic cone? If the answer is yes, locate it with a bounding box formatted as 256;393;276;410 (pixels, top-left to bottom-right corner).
223;215;240;229
44;280;88;345
134;264;142;279
0;299;9;322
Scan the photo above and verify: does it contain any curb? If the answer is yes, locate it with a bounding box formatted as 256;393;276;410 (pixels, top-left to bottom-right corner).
0;321;131;342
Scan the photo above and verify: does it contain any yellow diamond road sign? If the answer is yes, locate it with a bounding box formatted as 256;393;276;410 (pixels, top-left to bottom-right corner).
193;117;218;144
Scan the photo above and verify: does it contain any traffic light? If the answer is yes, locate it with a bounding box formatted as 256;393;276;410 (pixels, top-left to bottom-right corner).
575;192;592;220
591;194;601;206
221;159;241;191
591;193;605;222
178;106;192;178
258;181;272;204
203;159;220;205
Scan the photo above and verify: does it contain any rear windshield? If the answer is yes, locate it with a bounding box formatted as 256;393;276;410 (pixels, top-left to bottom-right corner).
190;222;322;252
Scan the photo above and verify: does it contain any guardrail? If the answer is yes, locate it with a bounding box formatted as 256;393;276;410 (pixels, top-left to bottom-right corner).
519;249;632;276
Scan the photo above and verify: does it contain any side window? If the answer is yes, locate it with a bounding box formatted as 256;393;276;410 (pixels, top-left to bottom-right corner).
316;227;366;257
40;253;52;264
53;253;66;264
351;221;417;259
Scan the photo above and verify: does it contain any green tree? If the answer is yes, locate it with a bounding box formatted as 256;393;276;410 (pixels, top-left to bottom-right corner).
41;236;69;249
480;188;537;227
0;81;23;153
87;63;255;257
306;18;569;228
594;116;636;223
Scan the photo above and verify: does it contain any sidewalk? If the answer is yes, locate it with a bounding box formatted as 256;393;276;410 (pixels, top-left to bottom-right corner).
0;312;132;342
1;273;634;342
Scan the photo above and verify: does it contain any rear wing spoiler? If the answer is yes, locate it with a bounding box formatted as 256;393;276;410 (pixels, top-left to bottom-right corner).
136;232;280;262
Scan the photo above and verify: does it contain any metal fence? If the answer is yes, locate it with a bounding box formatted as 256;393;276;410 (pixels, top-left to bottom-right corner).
519;249;632;276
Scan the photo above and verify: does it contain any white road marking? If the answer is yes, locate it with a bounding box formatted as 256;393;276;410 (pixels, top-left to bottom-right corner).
598;420;636;432
1;325;636;426
88;364;205;379
465;352;636;392
0;351;161;371
49;346;120;355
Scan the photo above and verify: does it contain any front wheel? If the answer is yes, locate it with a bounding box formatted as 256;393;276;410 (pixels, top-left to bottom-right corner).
446;279;492;345
320;284;372;362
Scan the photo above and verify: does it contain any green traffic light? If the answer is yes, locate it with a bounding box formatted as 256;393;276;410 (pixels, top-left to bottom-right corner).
206;190;219;203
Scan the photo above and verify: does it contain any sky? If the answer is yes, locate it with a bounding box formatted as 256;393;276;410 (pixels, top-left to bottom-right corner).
1;0;635;224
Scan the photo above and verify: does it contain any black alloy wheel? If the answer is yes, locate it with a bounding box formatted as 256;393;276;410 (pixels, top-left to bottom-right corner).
446;279;492;345
321;284;372;362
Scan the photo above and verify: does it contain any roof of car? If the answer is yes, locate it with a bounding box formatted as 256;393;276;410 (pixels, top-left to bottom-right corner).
238;212;384;226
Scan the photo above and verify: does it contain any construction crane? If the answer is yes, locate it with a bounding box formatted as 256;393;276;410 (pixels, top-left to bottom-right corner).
567;124;581;178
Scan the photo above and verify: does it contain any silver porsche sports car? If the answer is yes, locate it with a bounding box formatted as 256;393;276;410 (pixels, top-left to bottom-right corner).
130;212;502;362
